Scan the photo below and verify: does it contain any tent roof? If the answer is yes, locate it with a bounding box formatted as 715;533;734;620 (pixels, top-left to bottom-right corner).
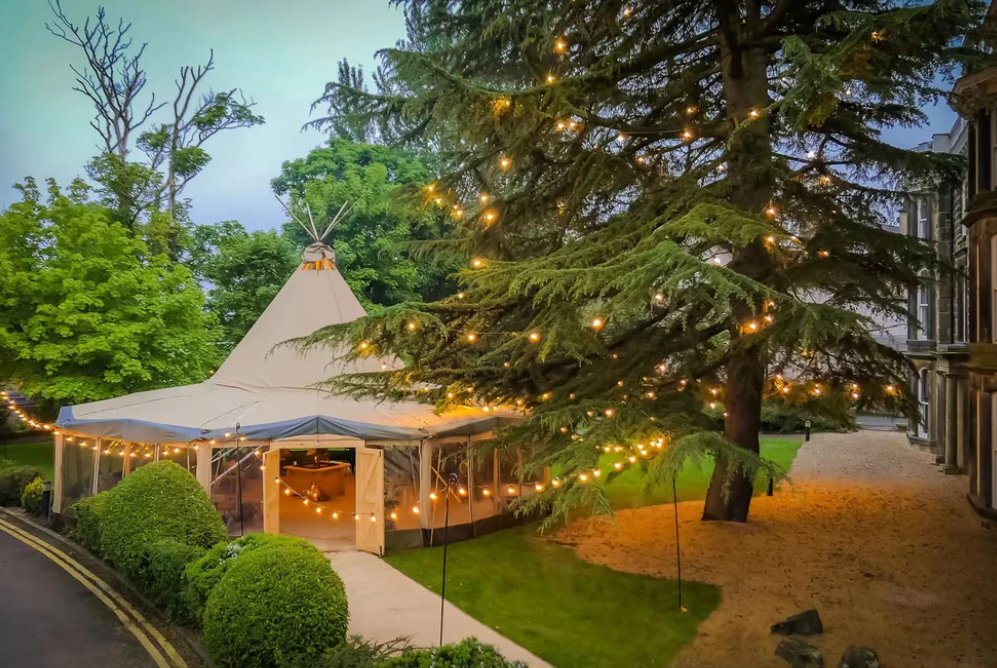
57;249;514;443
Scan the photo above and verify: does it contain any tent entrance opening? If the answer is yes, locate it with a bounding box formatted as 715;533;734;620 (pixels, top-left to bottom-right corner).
278;447;356;552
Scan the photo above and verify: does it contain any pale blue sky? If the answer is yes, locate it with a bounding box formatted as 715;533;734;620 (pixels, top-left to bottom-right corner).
0;1;958;231
0;0;406;230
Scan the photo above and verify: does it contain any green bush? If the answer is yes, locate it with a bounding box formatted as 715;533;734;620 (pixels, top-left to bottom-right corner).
759;401;855;433
71;491;110;556
0;465;41;506
203;536;349;668
310;637;410;668
185;533;288;623
381;639;527;668
135;539;206;626
21;477;44;515
99;461;227;580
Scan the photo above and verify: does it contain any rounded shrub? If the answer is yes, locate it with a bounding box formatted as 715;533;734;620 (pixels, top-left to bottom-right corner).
185;533;286;623
0;465;41;506
381;639;527;668
72;491;110;556
202;536;349;668
100;461;227;579
21;477;44;515
136;539;206;626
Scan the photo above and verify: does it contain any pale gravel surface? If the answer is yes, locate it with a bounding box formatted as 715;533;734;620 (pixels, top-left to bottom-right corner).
556;432;997;668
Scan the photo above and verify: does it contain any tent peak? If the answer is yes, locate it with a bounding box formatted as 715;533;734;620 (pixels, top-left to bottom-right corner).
276;194;354;249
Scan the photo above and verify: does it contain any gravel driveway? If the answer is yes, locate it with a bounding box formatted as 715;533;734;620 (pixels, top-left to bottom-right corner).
556;432;997;668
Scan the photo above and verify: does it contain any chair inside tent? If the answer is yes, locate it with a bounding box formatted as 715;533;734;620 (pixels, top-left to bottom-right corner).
54;203;539;554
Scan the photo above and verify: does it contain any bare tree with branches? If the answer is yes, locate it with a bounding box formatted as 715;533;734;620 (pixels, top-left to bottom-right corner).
46;1;264;251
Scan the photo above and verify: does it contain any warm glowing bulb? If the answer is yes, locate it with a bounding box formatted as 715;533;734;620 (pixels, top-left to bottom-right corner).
472;258;484;268
604;408;615;417
592;469;602;478
303;499;310;506
654;293;664;302
483;211;496;223
614;462;623;470
359;341;369;349
579;474;589;483
591;317;604;329
483;488;492;496
480;193;490;203
430;492;438;500
370;515;376;522
466;332;478;342
529;331;541;342
783;386;791;394
535;483;544;492
507;486;516;494
390;512;398;520
552;479;561;487
765;207;777;216
710;387;719;396
749;109;760;119
458;487;467;496
412;506;420;514
747;321;759;331
555;39;567;52
682;129;694;141
407;321;418;331
545;74;557;83
285;488;291;496
316;507;322;514
629;456;637;463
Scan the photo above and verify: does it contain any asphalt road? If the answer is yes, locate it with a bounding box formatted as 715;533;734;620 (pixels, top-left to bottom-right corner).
0;526;158;668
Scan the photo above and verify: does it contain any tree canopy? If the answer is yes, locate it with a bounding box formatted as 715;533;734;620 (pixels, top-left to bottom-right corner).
0;178;219;406
300;0;989;524
189;220;300;352
273;138;460;309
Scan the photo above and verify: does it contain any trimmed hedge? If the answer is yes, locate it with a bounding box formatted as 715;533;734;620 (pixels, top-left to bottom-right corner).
72;491;110;557
135;539;206;626
202;536;349;668
185;533;285;623
99;461;227;580
21;477;44;515
0;465;41;506
313;637;411;668
381;639;527;668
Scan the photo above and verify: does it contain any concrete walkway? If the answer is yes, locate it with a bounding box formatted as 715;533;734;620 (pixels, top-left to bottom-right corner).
328;551;553;668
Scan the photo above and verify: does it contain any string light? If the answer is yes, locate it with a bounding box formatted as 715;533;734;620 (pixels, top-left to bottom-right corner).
554;39;567;53
749;109;760;119
529;331;541;342
479;193;490;203
545;74;557;84
466;332;478;343
472;258;485;268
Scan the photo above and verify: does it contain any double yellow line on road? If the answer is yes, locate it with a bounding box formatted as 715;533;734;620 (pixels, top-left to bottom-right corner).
0;516;188;668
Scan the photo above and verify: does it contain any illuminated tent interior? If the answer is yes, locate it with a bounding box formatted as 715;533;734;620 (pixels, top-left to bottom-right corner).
54;210;537;554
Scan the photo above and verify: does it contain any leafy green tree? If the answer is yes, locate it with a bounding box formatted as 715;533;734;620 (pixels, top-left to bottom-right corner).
302;0;986;524
273;138;460;308
189;221;300;351
0;178;219;405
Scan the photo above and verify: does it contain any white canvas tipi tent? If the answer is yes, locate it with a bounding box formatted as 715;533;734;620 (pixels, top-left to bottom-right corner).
54;202;515;552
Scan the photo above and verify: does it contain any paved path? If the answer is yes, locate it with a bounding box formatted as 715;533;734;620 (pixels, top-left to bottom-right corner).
0;523;157;668
329;551;553;668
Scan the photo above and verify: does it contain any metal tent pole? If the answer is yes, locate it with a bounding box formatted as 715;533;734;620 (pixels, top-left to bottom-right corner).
439;472;458;646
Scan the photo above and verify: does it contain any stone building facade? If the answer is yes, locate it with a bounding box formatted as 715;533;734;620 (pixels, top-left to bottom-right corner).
953;55;997;519
902;118;971;475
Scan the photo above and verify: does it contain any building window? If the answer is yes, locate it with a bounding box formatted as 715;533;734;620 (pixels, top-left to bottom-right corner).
917;271;930;340
917;198;930;239
956;268;967;343
918;369;930;439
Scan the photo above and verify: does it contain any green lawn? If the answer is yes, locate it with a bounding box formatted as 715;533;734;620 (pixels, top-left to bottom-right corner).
0;439;55;480
601;437;802;509
386;526;720;668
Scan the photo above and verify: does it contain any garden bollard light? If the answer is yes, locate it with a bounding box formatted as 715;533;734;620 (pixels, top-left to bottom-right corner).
41;480;52;519
804;420;812;442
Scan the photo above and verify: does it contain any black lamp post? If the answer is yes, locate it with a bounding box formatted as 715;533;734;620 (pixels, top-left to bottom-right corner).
439;472;458;646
